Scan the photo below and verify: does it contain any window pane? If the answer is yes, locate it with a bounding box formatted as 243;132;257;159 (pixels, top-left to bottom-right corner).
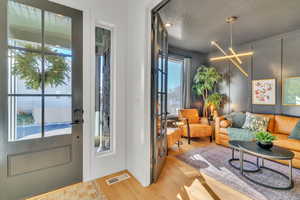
44;11;72;55
8;49;42;94
167;59;183;115
95;27;111;153
8;1;42;48
44;55;72;95
9;96;42;141
44;96;72;137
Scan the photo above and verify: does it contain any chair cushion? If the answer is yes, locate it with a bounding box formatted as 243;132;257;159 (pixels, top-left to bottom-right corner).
181;124;212;137
179;109;200;124
289;120;300;140
225;112;246;128
242;112;269;132
274;115;300;135
273;133;300;152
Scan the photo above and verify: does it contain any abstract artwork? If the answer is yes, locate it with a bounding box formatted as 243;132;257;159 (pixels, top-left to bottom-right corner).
283;76;300;106
252;79;276;105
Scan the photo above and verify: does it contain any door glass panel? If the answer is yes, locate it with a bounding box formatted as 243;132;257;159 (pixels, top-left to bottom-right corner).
8;1;42;48
7;1;73;141
8;49;42;94
44;96;72;137
95;27;112;153
44;55;72;95
8;96;42;141
44;11;72;54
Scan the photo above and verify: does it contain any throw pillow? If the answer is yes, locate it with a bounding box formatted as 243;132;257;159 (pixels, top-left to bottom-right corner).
242;112;270;132
220;120;232;128
225;112;246;128
289;120;300;140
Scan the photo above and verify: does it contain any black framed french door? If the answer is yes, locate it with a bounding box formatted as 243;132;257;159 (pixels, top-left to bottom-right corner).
151;12;168;182
0;0;83;199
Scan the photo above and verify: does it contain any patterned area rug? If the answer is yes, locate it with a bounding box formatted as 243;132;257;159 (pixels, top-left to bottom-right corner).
176;144;300;200
27;181;107;200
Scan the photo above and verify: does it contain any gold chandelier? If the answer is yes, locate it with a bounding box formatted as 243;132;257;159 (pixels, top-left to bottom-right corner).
210;16;254;77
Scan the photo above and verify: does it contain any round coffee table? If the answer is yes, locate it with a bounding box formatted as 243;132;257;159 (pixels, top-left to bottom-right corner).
228;141;260;172
239;142;295;190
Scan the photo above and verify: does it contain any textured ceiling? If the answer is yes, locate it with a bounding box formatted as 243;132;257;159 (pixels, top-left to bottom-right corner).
159;0;300;53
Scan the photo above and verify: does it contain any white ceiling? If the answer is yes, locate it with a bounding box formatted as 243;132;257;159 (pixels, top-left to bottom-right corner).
159;0;300;53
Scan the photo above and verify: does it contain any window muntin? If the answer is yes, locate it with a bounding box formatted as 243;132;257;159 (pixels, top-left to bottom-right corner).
7;1;72;141
95;27;112;153
167;58;183;116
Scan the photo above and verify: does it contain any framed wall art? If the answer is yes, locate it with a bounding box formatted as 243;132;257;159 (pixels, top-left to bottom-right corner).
282;76;300;106
252;79;276;105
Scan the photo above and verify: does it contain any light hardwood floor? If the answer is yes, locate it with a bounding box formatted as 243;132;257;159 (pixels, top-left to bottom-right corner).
97;138;252;200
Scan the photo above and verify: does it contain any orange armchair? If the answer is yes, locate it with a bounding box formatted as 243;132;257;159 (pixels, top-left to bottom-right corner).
178;109;212;144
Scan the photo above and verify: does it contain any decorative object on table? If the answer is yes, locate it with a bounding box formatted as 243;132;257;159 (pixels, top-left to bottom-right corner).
225;112;246;128
192;66;223;118
255;131;276;149
12;44;70;90
288;120;300;140
242;112;270;132
252;79;276;105
282;76;300;106
209;16;254;78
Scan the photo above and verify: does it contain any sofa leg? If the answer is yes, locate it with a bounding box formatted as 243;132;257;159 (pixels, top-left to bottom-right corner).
210;136;213;143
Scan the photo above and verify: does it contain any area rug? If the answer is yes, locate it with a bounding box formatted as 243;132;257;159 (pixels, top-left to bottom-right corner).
27;181;107;200
176;144;300;200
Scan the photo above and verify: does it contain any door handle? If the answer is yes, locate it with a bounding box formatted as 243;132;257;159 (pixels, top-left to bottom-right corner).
71;108;84;125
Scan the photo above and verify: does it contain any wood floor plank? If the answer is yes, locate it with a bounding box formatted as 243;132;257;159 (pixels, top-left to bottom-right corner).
96;138;253;200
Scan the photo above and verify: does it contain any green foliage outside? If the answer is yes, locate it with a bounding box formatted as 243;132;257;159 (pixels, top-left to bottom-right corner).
192;66;223;117
17;112;34;126
255;131;276;143
12;44;70;90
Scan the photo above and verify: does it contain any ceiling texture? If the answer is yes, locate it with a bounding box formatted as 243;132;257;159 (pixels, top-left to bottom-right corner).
159;0;300;53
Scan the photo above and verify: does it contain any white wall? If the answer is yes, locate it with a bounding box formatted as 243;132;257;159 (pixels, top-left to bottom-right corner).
49;0;127;181
50;0;162;187
126;0;163;186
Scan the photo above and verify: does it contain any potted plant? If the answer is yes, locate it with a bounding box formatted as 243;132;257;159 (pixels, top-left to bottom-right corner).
192;66;223;118
255;131;276;149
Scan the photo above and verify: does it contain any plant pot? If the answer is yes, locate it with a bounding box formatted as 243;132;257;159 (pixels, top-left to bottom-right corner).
257;141;273;150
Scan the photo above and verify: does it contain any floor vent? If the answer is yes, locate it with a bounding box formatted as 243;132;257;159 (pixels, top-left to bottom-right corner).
105;173;130;185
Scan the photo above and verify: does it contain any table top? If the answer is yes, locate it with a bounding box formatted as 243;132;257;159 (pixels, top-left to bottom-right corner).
238;141;295;160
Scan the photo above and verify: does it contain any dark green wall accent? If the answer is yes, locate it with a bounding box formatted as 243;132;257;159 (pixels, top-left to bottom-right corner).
211;29;300;117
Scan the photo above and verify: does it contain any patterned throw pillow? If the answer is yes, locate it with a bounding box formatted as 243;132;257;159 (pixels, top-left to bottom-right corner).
242;112;270;132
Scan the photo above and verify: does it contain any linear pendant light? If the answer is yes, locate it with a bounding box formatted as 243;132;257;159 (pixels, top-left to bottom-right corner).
210;16;253;77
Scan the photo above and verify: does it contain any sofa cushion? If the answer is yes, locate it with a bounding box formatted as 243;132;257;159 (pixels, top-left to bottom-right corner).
274;115;300;135
289;120;300;140
220;120;231;128
242;112;270;132
225;112;246;128
227;128;255;141
273;133;300;152
255;114;275;132
219;128;228;135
